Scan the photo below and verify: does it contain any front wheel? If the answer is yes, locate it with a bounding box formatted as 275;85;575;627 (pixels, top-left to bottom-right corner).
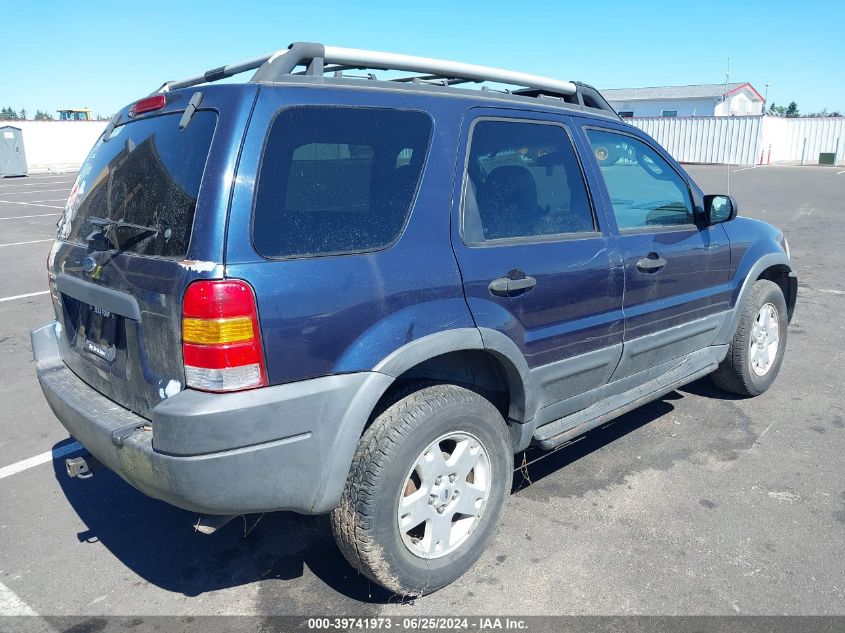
711;279;788;396
330;384;513;596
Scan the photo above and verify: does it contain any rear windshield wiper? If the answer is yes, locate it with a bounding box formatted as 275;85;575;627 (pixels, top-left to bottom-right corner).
86;216;161;251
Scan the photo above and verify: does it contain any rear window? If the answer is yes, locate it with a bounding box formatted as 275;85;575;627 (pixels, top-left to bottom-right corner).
58;111;217;258
253;107;432;259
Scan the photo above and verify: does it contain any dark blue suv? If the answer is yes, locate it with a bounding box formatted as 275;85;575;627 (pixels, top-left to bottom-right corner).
32;43;797;596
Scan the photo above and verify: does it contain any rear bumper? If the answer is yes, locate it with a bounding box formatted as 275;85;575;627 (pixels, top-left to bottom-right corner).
32;322;391;515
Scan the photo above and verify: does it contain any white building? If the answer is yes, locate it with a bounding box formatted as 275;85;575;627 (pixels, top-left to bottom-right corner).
601;82;765;118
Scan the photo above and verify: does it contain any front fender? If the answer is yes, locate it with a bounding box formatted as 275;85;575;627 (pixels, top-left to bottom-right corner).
715;250;796;345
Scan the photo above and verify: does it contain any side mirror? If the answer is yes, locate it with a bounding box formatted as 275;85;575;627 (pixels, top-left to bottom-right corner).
704;194;738;225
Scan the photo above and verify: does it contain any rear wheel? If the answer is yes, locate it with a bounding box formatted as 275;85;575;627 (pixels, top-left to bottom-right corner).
712;279;788;396
330;384;512;596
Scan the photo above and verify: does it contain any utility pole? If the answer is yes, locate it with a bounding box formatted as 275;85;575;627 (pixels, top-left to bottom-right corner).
764;82;770;114
725;58;731;193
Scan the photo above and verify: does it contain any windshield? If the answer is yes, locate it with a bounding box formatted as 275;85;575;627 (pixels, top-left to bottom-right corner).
58;110;217;258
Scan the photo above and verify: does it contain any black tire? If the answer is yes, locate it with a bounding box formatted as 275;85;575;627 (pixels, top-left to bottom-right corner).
330;384;513;596
711;279;788;396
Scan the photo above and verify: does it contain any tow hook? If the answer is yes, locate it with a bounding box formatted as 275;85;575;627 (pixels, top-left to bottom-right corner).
65;455;100;479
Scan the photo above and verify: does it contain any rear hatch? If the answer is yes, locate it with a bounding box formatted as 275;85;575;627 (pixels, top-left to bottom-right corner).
49;87;255;419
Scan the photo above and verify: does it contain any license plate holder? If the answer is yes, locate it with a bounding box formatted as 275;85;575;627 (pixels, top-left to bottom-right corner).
76;303;119;363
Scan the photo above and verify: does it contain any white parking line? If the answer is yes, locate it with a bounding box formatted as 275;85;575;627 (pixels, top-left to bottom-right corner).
837;170;845;175
0;180;74;189
8;172;76;179
0;291;50;303
0;178;75;186
0;200;64;209
0;239;54;247
0;188;73;195
0;441;84;481
20;171;76;176
0;581;37;616
0;213;59;220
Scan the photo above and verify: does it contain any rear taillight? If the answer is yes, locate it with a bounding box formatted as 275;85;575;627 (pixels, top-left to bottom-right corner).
130;94;166;117
182;280;268;392
47;248;59;309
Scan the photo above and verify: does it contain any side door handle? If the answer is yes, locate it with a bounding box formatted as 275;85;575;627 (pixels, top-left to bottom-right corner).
489;275;537;296
636;254;667;273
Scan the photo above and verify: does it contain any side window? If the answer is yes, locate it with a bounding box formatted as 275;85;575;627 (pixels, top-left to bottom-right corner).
586;129;694;231
253;108;432;258
462;120;594;243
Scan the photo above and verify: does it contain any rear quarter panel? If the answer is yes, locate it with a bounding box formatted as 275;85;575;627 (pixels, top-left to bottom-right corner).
224;85;476;385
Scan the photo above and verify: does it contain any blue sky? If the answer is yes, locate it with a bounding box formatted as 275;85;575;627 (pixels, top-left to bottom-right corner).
3;0;842;117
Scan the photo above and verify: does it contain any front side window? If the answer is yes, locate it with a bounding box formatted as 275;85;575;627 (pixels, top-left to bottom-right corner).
462;119;594;243
586;129;693;231
661;110;678;117
253;107;432;259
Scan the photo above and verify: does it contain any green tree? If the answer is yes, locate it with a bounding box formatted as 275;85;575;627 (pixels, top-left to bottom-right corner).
802;108;843;118
34;110;54;121
767;102;786;116
18;109;27;120
785;101;799;117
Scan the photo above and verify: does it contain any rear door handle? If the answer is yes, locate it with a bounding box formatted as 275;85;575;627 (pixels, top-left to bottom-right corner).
636;254;667;273
489;275;537;296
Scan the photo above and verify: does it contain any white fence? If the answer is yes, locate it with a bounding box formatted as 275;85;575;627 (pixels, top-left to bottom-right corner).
761;117;845;165
3;120;106;172
629;115;845;166
5;115;844;171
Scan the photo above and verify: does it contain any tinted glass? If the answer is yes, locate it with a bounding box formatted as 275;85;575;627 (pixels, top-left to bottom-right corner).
58;111;217;258
253;107;432;258
586;129;693;230
462;120;594;243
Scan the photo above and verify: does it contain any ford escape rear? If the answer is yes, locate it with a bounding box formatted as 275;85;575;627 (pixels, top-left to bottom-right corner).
33;43;796;596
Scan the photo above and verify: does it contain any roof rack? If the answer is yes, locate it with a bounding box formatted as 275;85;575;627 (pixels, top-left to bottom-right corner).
158;42;618;116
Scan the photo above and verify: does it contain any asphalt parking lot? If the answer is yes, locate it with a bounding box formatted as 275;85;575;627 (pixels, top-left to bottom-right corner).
0;165;843;617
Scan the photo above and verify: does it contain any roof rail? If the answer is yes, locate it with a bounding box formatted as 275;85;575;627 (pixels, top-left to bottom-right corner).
157;42;619;117
160;42;577;96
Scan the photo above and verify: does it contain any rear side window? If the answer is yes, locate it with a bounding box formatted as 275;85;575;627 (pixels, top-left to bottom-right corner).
253;107;432;259
58;111;217;258
462;119;594;243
